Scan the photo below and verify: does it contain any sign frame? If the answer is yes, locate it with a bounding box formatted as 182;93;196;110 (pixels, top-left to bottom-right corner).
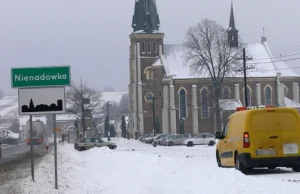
11;65;71;88
18;86;66;115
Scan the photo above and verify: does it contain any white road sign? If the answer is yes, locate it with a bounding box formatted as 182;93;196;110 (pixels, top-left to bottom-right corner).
18;87;65;115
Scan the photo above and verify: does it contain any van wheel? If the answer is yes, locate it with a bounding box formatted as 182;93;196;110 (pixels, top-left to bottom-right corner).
292;165;300;172
80;147;86;151
216;151;222;167
187;142;193;147
235;152;248;174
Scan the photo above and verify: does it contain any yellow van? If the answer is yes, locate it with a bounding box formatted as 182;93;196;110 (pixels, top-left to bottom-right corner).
215;106;300;174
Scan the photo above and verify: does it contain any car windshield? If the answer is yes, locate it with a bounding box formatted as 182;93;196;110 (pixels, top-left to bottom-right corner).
194;134;202;138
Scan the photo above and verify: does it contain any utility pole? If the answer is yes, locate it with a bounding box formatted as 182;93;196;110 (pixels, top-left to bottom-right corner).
152;96;156;147
107;101;110;141
243;48;248;107
152;96;156;136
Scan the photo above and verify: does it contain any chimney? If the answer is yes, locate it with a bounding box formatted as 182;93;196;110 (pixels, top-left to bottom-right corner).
159;44;163;57
256;83;261;105
293;82;299;103
234;84;240;101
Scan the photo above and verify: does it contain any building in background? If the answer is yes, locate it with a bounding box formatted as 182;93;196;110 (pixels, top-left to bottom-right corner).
128;1;300;136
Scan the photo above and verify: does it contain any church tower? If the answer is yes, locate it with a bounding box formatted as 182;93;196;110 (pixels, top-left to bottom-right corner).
128;0;164;137
228;2;239;47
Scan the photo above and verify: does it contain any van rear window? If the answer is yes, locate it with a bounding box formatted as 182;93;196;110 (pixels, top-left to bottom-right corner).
250;112;279;132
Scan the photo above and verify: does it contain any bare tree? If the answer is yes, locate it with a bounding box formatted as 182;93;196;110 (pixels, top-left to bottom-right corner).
184;19;242;131
0;89;4;99
66;80;103;134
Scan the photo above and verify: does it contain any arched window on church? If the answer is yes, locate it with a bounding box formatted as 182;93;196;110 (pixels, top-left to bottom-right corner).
265;86;272;106
223;87;230;99
147;42;151;53
243;86;251;106
153;42;157;53
201;88;209;118
144;67;152;80
179;88;187;119
141;42;146;53
282;84;288;97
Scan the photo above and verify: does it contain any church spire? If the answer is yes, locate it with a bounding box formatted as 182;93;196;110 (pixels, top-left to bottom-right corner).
229;2;236;30
227;2;239;47
131;0;161;33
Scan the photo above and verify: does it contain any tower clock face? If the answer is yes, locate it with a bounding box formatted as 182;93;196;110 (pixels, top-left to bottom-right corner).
145;93;153;101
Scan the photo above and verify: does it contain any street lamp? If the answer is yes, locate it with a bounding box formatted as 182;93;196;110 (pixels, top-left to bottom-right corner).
106;101;111;141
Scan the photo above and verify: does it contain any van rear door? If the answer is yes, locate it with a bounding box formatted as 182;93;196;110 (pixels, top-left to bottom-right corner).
250;108;282;158
278;108;300;157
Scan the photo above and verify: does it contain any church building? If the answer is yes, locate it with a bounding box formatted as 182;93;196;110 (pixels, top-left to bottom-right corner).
128;0;300;136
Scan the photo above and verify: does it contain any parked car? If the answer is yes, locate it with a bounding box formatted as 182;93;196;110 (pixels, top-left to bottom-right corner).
183;133;216;147
161;134;175;146
138;133;152;141
74;137;117;151
141;134;154;143
164;134;192;146
153;134;168;145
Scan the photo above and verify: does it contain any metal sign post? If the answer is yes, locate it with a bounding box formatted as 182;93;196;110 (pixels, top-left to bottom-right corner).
53;114;58;190
30;115;34;182
12;65;70;190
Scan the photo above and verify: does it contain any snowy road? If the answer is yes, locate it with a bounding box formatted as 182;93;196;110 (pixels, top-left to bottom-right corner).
14;138;300;194
0;143;43;165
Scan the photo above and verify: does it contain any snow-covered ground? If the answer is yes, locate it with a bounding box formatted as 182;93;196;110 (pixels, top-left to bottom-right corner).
10;139;300;194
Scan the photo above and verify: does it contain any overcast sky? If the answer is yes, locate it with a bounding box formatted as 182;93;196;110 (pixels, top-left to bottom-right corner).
0;0;299;95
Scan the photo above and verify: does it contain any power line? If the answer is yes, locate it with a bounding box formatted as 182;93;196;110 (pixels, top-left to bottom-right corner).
246;56;300;65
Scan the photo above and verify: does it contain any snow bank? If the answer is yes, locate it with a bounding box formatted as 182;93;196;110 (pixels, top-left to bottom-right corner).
12;138;300;194
20;144;103;194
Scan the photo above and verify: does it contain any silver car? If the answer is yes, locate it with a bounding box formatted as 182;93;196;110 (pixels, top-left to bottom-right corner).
74;137;117;151
165;134;192;146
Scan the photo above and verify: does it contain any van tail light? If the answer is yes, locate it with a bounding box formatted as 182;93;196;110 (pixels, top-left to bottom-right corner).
243;132;250;148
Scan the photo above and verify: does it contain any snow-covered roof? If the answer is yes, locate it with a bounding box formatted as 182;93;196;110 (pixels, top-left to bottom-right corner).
133;30;163;34
19;114;77;126
155;42;299;79
219;99;243;111
0;96;18;118
56;114;78;121
101;92;127;105
19;116;47;126
284;97;300;108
